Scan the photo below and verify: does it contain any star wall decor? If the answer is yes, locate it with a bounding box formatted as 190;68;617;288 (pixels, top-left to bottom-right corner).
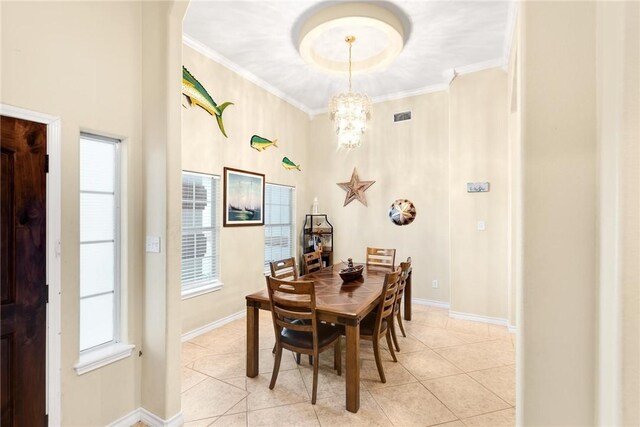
337;168;376;207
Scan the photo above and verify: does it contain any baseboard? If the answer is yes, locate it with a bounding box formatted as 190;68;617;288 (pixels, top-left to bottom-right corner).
141;408;184;427
507;324;517;334
108;408;183;427
412;298;450;309
449;310;509;327
181;310;246;342
107;408;141;427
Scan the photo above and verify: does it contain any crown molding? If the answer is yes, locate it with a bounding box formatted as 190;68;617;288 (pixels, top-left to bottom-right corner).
184;34;511;119
183;34;315;118
308;82;449;117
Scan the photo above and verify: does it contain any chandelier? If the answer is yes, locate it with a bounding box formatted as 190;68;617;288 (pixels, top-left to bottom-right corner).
328;36;371;149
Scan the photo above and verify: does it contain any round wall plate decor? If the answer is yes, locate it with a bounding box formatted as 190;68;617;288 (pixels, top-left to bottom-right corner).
389;199;417;226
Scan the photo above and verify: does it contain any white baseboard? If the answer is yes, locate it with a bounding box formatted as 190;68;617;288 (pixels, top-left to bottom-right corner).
412;298;450;309
181;310;246;342
108;408;183;427
141;408;183;427
508;324;517;334
108;408;141;427
449;310;509;327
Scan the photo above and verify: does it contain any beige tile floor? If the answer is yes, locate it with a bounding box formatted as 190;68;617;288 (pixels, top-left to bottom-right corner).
177;305;515;427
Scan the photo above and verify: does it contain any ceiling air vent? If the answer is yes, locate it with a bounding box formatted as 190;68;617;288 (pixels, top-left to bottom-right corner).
393;111;411;123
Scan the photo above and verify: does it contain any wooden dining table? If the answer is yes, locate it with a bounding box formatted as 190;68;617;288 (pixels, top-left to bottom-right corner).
245;262;412;413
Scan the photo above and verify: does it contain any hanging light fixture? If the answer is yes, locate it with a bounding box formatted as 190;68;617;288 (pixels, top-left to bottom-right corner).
328;36;371;149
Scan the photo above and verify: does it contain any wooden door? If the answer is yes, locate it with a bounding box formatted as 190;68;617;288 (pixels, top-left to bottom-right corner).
1;115;47;426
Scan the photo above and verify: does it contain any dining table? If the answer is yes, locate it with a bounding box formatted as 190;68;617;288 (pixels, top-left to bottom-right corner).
245;262;412;413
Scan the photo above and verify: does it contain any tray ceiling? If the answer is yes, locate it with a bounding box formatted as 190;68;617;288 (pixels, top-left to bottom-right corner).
183;1;515;115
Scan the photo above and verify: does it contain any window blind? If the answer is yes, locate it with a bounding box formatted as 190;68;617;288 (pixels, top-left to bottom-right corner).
182;172;220;292
79;133;120;352
264;184;296;269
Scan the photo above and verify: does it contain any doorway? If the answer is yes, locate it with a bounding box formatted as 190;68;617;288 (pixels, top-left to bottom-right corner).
1;106;61;426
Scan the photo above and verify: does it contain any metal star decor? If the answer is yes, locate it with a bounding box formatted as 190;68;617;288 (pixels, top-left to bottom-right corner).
337;168;376;207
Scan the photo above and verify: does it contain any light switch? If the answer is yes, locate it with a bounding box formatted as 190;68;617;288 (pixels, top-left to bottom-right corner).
477;221;486;231
146;236;161;253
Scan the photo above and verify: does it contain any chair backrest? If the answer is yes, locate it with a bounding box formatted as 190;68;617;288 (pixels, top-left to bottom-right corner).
303;250;323;275
372;268;402;336
270;257;298;281
394;257;412;313
366;247;396;269
266;276;317;347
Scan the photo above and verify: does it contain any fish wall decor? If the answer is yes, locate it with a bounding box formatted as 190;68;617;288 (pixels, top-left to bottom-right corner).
282;157;301;171
182;66;233;138
250;135;278;152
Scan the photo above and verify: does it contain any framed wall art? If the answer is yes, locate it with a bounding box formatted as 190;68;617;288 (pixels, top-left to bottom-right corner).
223;167;265;226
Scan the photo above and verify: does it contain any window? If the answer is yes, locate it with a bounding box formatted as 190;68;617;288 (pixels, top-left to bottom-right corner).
79;133;121;353
264;184;296;270
181;172;220;297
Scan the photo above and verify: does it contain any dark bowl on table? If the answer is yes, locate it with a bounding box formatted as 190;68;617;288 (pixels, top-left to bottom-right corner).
339;264;364;282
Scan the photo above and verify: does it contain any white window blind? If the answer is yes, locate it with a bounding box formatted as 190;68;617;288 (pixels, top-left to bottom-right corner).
79;133;120;352
182;172;220;294
264;184;296;270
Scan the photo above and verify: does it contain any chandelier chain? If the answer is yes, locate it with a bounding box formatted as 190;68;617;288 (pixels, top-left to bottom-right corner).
348;41;352;92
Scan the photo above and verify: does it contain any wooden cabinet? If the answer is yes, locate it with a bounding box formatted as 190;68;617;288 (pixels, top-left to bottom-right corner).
303;214;333;269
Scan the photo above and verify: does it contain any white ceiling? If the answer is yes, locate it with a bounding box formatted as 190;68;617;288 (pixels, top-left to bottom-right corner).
183;1;515;115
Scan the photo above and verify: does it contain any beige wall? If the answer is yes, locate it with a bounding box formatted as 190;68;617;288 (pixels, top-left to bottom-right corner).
596;1;640;425
1;2;144;425
307;91;451;304
520;1;598;424
181;45;310;333
2;1;187;424
449;69;509;320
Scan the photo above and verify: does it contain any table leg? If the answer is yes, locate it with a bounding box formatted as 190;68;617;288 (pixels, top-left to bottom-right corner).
345;323;360;413
404;271;412;320
246;305;259;377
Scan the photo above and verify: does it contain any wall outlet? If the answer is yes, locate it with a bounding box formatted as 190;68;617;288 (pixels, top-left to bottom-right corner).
432;279;439;289
145;236;161;253
477;220;486;231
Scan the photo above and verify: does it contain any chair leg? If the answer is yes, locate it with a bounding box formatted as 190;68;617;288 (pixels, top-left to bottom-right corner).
308;355;313;365
386;330;398;362
390;317;400;352
372;339;386;383
311;352;319;404
334;338;342;376
397;311;406;337
272;344;276;354
296;353;301;364
269;346;283;389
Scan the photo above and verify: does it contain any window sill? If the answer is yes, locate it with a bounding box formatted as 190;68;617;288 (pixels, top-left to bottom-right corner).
182;282;223;300
74;342;135;375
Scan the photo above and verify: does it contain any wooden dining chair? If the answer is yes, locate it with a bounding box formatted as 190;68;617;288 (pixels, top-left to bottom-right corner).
269;257;298;281
303;250;323;275
266;276;342;404
366;247;396;270
359;268;402;383
390;257;412;352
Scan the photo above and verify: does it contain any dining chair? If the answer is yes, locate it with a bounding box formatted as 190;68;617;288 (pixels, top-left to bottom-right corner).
269;257;298;281
366;247;396;270
359;268;402;383
390;257;412;352
303;250;323;275
266;276;342;404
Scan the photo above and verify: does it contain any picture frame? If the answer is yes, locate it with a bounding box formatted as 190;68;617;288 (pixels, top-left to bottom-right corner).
223;167;265;227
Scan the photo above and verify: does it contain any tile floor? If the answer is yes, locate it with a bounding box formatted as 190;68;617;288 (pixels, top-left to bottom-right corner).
178;305;515;427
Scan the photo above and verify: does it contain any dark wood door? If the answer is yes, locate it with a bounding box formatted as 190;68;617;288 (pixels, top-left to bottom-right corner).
1;115;47;427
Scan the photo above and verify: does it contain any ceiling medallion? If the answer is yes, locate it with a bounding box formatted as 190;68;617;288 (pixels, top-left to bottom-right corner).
297;3;405;74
